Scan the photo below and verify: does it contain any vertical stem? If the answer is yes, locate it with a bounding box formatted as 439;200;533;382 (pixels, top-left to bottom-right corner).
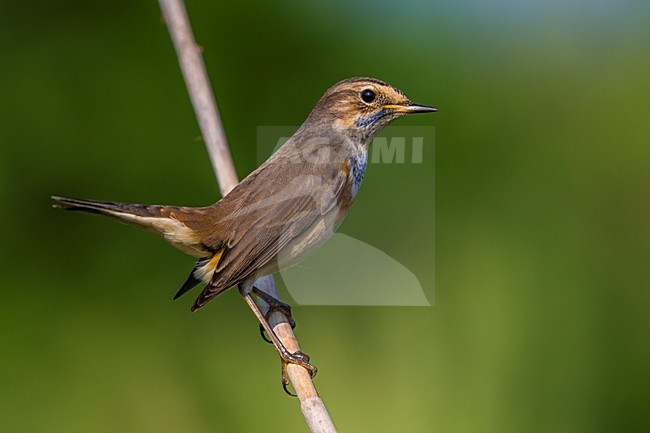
158;0;238;196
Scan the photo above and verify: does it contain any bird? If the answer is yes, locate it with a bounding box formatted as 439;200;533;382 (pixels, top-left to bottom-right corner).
52;77;436;387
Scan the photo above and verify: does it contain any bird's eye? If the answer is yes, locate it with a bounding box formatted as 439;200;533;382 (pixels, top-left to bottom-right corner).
360;89;376;103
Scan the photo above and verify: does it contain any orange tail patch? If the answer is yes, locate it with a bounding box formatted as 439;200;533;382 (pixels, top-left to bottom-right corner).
173;250;224;300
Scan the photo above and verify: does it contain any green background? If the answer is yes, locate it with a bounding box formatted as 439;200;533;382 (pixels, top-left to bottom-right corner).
1;1;648;432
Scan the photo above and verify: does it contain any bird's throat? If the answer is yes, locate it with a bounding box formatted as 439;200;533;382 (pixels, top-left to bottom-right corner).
354;108;391;128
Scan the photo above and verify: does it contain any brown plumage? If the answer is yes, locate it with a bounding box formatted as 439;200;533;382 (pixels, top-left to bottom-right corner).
53;77;436;311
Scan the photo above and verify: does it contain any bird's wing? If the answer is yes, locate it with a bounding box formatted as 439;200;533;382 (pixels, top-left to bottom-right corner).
190;154;350;310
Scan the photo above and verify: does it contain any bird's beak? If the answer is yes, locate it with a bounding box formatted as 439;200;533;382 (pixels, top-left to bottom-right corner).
383;102;437;114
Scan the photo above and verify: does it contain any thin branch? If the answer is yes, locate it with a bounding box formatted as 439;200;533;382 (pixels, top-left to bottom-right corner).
157;0;236;196
157;1;337;432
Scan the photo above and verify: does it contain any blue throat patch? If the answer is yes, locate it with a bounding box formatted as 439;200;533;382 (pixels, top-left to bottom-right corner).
355;109;390;128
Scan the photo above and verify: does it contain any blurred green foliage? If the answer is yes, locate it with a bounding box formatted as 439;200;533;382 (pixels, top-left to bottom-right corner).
1;1;648;432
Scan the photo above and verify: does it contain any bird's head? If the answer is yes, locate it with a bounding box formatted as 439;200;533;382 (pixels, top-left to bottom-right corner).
305;77;436;143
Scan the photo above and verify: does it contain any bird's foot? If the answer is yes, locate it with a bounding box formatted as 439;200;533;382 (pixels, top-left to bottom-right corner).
252;286;296;343
280;350;317;396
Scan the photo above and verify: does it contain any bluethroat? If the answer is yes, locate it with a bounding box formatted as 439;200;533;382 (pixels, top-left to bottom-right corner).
53;77;436;389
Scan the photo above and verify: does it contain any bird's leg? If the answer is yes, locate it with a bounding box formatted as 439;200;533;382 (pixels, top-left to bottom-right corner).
240;288;317;395
251;285;296;344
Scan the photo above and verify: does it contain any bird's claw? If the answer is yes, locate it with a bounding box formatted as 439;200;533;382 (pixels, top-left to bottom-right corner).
280;350;318;396
268;302;296;329
259;324;273;344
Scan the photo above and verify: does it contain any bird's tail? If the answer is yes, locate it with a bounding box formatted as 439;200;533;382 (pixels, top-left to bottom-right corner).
51;196;206;257
52;196;166;222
